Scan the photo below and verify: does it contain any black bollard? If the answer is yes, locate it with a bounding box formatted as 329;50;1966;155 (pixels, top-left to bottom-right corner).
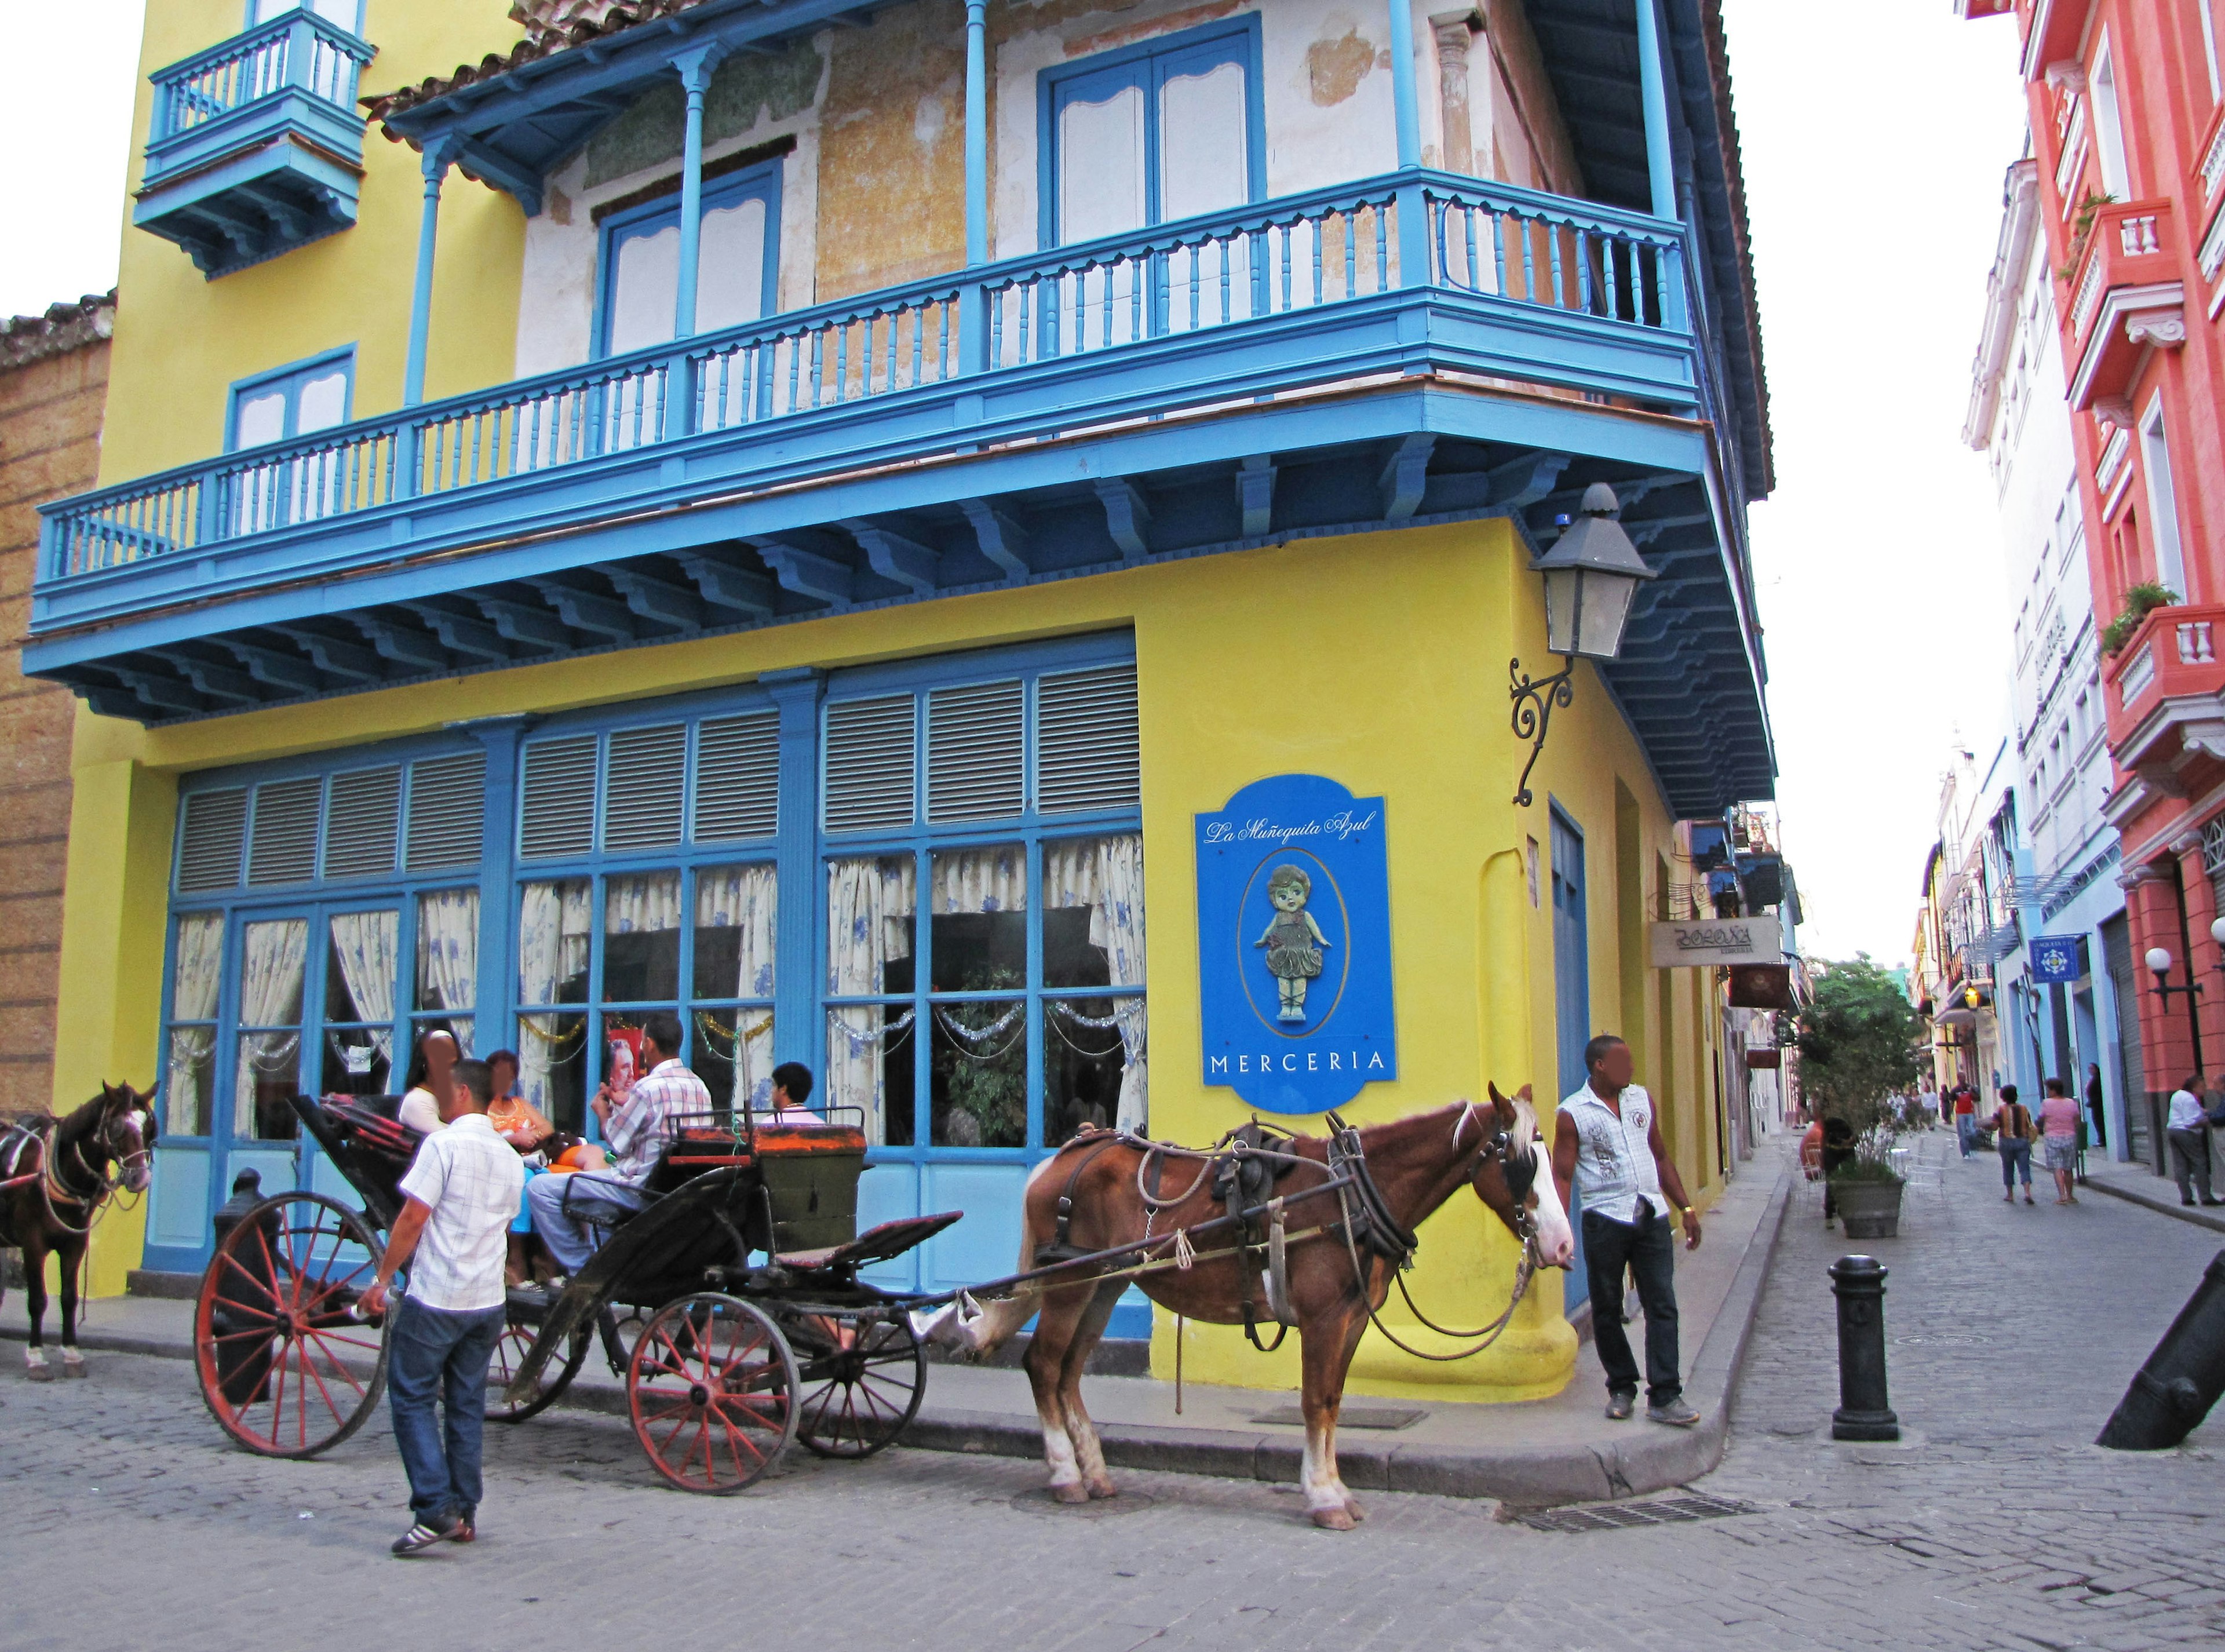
1830;1255;1900;1441
2098;1249;2225;1450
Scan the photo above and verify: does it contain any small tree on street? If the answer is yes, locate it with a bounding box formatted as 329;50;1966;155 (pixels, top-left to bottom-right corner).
1797;954;1927;1175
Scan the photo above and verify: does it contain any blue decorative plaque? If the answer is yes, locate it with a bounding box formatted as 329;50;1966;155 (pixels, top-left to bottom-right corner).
2030;934;2088;984
1196;774;1396;1114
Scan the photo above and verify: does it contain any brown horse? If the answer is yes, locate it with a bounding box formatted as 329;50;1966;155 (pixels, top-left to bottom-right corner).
916;1084;1573;1527
0;1084;156;1379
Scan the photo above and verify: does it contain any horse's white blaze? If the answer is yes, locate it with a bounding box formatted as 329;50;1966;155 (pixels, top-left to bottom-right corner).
1530;1156;1574;1267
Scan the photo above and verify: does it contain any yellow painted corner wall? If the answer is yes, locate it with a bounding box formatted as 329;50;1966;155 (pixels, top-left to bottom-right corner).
102;1;525;488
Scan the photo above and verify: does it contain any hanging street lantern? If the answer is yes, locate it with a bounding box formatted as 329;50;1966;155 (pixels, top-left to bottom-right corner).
1511;483;1660;805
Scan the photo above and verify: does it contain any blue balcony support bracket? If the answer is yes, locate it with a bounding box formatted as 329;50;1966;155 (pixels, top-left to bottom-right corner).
402;141;456;410
134;9;377;278
670;42;729;340
764;668;825;1071
1633;0;1677;223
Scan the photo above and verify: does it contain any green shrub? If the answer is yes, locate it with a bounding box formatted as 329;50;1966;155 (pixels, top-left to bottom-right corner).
2099;582;2180;656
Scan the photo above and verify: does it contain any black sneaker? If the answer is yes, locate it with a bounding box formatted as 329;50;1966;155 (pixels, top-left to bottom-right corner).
1647;1398;1701;1428
391;1517;461;1556
1605;1392;1635;1420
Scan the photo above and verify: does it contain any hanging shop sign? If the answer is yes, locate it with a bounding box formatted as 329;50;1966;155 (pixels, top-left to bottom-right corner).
1728;965;1795;1010
2030;934;2089;983
1745;1048;1782;1070
1196;774;1396;1114
1648;914;1782;968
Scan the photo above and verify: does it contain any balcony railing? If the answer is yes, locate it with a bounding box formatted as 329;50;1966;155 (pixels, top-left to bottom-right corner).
134;11;376;276
42;168;1702;610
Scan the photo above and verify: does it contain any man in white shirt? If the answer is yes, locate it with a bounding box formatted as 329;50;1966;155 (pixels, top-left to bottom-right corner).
2165;1075;2219;1208
1551;1033;1704;1428
361;1057;524;1556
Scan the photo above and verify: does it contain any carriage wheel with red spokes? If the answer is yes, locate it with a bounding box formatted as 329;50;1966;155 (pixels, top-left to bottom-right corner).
485;1315;590;1424
780;1307;928;1458
626;1293;798;1494
193;1191;389;1459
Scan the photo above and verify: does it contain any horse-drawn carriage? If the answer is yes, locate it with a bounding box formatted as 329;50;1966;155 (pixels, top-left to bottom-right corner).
194;1093;957;1493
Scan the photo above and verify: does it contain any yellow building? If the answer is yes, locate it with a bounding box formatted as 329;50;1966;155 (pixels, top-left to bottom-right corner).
31;0;1774;1402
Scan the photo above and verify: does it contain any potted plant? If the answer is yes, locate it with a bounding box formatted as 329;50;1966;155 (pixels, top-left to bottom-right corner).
1797;955;1927;1238
2098;581;2180;657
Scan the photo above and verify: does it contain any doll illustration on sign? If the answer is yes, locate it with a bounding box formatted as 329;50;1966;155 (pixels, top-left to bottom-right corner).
1256;864;1331;1022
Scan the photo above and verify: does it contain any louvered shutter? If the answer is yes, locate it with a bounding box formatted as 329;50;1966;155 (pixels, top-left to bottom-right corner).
928;680;1024;822
405;752;487;871
695;711;779;841
520;735;599;859
823;695;916;832
604;723;687;851
177;788;248;892
323;767;401;880
247;776;323;885
1035;663;1139;812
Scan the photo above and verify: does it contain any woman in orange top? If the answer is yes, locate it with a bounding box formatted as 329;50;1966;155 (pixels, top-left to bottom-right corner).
486;1049;602;1284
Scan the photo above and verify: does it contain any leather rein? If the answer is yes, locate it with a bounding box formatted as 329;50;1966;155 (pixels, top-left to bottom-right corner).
0;1110;149;1237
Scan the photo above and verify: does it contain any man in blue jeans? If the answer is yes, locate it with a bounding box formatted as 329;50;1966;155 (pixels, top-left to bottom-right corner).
361;1057;524;1556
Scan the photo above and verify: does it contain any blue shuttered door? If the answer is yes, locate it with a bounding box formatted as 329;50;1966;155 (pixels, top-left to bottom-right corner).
1550;811;1591;1311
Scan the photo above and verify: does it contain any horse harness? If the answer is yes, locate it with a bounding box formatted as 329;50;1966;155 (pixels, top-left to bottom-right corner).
0;1111;143;1239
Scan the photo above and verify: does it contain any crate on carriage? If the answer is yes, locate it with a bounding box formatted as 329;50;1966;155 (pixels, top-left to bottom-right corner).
647;1108;869;1253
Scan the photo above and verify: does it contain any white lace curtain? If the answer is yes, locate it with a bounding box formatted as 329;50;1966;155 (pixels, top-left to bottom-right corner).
929;844;1028;916
826;855;918;1142
698;865;778;1110
168;913;224;1136
518;880;592;1110
607;871;683;935
327;909;398;1081
1045;834;1148;1131
417;888;478;1053
234;918;308;1136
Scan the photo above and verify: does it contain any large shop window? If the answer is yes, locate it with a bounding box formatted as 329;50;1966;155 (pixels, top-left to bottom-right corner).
513;709;780;1133
823;662;1146;1150
597;162;782;358
159;750;488;1146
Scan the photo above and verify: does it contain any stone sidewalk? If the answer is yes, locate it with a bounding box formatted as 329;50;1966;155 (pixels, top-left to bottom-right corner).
0;1143;1794;1505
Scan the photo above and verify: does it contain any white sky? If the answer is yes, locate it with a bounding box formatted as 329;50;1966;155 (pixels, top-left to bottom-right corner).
2;2;2033;973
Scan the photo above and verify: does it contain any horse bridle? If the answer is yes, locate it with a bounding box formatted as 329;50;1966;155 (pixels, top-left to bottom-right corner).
43;1102;154;1231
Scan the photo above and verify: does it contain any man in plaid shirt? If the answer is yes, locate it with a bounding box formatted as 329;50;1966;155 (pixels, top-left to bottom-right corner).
526;1011;706;1277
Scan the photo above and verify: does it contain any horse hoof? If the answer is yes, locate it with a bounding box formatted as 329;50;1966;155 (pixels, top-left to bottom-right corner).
1085;1478;1119;1500
1343;1497;1367;1522
1051;1482;1092;1506
1310;1506;1357;1531
61;1362;87;1380
24;1365;53;1384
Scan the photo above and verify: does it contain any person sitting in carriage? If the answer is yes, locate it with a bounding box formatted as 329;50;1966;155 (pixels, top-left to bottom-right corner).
524;1012;707;1285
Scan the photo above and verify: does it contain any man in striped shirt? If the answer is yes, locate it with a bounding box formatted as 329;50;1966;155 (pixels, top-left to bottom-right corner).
527;1011;706;1277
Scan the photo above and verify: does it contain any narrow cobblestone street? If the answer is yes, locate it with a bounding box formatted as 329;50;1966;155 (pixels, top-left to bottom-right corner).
2;1133;2219;1650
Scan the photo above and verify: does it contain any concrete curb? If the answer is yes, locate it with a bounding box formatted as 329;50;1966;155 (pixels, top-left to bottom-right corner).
2083;1172;2225;1235
5;1160;1796;1507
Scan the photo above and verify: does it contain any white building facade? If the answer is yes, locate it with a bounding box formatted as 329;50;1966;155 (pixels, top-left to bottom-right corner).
1964;158;2137;1161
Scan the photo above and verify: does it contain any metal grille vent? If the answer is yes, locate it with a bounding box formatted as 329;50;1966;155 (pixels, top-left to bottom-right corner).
604;724;687;851
405;752;486;871
1035;664;1139;812
519;735;599;860
246;777;323;887
694;712;779;841
1516;1494;1756;1535
928;680;1024;822
323;767;401;880
177;788;249;892
823;696;917;832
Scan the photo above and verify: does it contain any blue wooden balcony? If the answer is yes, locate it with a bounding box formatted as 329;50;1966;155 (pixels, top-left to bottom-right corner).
135;11;377;276
31;168;1771;812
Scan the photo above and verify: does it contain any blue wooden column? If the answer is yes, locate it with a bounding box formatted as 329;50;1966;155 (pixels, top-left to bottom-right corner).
468;717;530;1048
1633;0;1676;220
670;42;727;338
961;0;990;373
1385;0;1429;292
764;668;823;1070
402;140;453;409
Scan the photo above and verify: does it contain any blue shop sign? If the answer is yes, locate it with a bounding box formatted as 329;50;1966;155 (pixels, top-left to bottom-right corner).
1196;774;1396;1113
2030;934;2088;983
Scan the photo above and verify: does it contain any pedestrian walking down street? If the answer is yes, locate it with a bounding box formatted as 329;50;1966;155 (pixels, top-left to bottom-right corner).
1993;1085;2036;1204
2037;1077;2081;1205
2085;1062;2107;1150
1552;1033;1704;1429
2165;1077;2221;1208
1953;1083;1979;1158
360;1058;524;1556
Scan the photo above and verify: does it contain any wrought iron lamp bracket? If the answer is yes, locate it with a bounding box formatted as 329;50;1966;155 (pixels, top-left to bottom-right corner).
1510;655;1576;808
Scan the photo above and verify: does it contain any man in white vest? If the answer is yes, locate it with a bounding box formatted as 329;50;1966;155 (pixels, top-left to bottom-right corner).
1551;1033;1703;1427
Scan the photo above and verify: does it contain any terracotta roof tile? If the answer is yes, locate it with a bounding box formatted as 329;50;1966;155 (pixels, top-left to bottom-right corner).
0;291;115;372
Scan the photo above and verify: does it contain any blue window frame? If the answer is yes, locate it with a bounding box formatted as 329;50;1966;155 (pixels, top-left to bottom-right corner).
1038;16;1265;248
225;346;355;451
594;162;784;358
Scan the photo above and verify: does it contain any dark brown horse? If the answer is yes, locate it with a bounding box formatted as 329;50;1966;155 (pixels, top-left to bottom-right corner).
0;1084;155;1379
916;1084;1573;1527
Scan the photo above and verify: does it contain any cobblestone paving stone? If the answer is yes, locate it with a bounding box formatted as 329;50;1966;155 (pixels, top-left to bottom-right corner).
2;1133;2220;1651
